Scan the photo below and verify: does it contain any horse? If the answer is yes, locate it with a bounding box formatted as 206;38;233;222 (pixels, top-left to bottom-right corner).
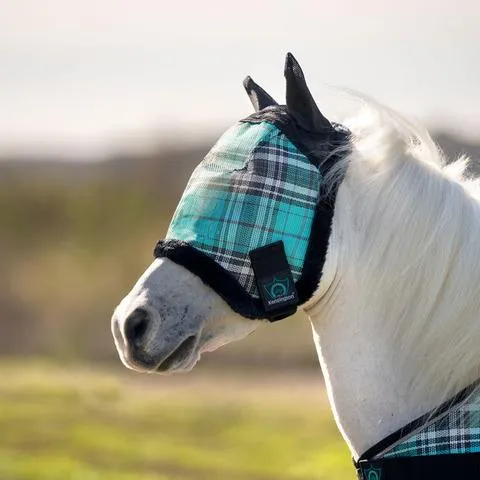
111;53;480;479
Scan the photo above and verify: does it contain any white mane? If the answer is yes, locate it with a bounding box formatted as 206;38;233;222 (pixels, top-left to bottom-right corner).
327;98;480;407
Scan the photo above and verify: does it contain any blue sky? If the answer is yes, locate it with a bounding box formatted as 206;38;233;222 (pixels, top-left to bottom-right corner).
2;0;479;157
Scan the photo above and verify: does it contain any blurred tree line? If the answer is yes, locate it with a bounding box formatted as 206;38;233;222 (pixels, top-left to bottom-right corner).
0;131;478;366
0;143;207;362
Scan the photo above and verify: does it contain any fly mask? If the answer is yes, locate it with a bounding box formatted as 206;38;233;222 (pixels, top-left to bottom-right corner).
155;53;350;321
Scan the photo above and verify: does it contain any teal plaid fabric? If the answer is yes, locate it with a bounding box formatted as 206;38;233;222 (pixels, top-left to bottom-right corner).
383;389;480;458
165;121;321;297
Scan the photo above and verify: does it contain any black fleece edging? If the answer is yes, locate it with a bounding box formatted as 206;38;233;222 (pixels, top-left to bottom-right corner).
154;239;264;319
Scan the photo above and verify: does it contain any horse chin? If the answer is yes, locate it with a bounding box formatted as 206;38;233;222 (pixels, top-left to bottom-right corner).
121;349;201;375
116;331;202;374
154;337;201;374
154;354;200;375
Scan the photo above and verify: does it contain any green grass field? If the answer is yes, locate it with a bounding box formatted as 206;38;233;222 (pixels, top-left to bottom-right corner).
0;362;354;480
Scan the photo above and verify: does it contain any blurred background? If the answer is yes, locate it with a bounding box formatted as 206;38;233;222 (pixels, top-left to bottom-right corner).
1;1;479;479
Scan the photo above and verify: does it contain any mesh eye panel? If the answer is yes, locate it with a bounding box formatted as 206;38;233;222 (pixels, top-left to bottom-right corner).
165;121;321;297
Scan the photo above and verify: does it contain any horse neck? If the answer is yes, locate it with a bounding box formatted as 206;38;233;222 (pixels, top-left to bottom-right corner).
306;283;434;459
304;132;480;459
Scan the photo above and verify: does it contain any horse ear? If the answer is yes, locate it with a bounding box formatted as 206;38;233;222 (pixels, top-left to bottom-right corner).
243;76;278;112
284;52;332;132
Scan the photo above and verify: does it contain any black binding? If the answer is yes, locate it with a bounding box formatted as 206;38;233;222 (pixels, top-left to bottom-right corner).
356;453;480;479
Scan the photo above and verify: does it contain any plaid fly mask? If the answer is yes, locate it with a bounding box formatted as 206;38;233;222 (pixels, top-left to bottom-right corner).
155;53;350;321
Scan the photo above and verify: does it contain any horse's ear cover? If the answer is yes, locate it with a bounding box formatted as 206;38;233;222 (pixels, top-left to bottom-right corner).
243;76;278;112
284;52;332;132
154;53;350;321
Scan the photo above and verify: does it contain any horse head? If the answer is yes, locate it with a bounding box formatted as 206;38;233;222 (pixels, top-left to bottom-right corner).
112;53;348;374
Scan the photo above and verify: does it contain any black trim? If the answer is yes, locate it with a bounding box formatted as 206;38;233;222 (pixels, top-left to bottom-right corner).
153;241;298;322
356;452;480;479
296;197;336;303
154;239;264;319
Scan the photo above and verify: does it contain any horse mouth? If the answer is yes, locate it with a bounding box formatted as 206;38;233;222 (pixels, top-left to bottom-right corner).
156;335;197;372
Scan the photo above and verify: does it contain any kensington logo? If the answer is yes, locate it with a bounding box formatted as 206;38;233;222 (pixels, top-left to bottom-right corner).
364;466;382;480
262;275;294;304
249;242;299;314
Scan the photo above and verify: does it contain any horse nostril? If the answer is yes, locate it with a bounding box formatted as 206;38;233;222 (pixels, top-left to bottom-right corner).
124;309;150;345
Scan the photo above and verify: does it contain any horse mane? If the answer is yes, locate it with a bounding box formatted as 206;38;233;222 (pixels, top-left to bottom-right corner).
325;96;480;406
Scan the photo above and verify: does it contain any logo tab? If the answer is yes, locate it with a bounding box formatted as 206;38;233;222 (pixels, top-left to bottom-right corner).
249;241;298;319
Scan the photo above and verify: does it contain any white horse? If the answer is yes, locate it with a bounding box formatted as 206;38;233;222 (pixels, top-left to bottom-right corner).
112;54;480;476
